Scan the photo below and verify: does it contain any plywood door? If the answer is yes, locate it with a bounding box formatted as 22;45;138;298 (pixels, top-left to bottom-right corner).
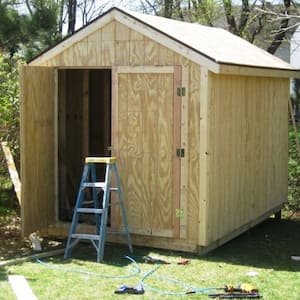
112;67;180;238
20;66;56;236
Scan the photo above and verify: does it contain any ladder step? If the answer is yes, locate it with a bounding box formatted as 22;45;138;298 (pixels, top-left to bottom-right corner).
82;183;119;191
82;182;106;188
76;208;104;214
71;233;100;241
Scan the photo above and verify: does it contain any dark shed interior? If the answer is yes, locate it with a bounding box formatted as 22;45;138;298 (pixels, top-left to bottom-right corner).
57;69;111;220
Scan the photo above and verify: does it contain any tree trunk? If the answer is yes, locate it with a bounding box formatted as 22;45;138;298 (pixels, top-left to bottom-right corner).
267;0;290;54
223;0;238;34
67;0;77;34
164;0;173;18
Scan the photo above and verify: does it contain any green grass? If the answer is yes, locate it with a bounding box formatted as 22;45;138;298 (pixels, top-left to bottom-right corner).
0;218;299;300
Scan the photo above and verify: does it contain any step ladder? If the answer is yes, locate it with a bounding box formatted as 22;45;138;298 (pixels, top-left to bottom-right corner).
64;157;132;262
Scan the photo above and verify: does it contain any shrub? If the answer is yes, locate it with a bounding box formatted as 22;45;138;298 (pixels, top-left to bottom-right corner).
287;125;300;215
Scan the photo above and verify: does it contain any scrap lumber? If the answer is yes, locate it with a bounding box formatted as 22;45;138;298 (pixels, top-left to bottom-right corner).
8;275;38;300
0;141;21;205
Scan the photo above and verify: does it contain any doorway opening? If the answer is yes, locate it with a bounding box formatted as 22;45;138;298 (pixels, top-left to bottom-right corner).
57;69;111;222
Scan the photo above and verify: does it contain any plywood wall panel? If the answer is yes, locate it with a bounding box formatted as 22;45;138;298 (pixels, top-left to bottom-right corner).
87;31;102;65
116;22;130;40
101;41;115;66
144;39;160;65
102;21;115;40
115;41;130;65
206;74;289;244
73;40;88;66
159;45;174;65
20;66;56;236
37;20;198;69
59;47;74;66
130;41;145;65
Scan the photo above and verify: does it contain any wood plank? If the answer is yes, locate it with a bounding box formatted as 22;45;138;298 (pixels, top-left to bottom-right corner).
219;64;299;78
117;66;174;74
54;69;59;221
1;142;21;205
82;70;89;157
187;62;201;242
8;275;38;300
198;67;209;246
179;65;188;239
172;66;181;239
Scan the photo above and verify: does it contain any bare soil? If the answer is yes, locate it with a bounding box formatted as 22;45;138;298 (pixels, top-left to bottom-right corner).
0;212;63;261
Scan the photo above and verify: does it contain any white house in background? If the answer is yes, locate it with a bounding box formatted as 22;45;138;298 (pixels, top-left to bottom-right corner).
291;25;300;68
274;25;300;118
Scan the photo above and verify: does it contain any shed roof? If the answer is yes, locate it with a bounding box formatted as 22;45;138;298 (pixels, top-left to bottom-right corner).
30;7;299;77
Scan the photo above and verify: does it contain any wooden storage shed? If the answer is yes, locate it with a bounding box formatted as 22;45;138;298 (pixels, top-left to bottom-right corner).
20;7;299;253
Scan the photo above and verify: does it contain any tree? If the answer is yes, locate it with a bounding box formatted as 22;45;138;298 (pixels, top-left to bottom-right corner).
0;52;21;163
138;0;300;54
0;3;24;55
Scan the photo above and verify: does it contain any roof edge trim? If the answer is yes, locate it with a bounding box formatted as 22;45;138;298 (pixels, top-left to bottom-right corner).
219;62;300;78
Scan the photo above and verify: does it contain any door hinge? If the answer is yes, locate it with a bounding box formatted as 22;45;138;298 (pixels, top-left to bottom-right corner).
176;148;185;158
177;87;186;97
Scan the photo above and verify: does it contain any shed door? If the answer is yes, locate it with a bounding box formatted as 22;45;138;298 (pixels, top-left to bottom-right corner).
112;67;181;238
20;66;56;236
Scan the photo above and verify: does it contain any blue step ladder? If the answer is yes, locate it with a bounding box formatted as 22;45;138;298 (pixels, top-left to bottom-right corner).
64;157;132;262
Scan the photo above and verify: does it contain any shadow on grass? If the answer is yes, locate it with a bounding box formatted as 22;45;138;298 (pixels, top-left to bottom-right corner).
35;218;300;273
204;218;300;272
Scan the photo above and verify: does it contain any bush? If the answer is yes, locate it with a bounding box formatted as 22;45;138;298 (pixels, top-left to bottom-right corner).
0;52;21;167
287;125;300;214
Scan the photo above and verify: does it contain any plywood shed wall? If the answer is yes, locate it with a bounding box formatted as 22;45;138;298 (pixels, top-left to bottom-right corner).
20;7;298;254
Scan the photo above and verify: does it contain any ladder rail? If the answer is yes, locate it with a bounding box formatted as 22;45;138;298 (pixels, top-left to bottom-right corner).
64;164;89;259
64;157;132;262
112;163;133;253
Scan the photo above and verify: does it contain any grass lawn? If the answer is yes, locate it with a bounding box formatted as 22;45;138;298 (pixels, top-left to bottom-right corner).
0;218;299;299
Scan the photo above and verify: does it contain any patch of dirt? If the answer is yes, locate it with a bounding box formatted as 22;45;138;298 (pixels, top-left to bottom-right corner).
0;212;63;261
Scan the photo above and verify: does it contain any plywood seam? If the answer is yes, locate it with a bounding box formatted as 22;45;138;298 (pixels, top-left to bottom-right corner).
114;13;220;73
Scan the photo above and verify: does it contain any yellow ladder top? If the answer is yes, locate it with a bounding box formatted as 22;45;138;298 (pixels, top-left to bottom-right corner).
85;157;117;164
